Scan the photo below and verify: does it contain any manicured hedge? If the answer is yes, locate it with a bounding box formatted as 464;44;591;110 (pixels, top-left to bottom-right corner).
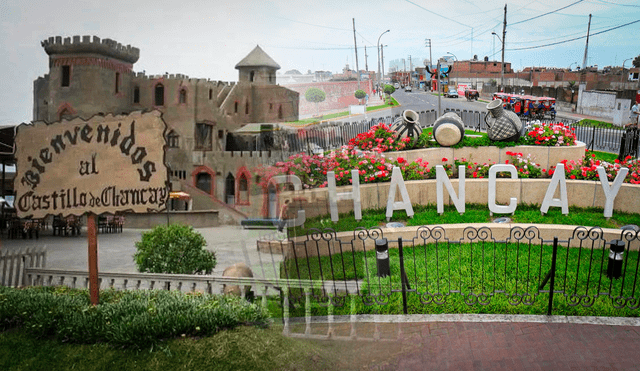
0;286;270;348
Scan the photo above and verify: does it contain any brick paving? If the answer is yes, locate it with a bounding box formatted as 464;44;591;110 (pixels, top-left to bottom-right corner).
303;321;640;370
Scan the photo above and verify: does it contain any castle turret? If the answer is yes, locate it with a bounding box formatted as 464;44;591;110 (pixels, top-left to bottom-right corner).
235;45;280;85
34;35;139;122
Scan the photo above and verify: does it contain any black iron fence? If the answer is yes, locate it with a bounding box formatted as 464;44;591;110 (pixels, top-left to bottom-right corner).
229;109;638;158
276;225;640;316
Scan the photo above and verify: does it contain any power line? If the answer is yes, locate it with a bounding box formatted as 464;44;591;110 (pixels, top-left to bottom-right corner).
403;0;471;28
270;15;351;32
506;18;639;50
511;0;585;26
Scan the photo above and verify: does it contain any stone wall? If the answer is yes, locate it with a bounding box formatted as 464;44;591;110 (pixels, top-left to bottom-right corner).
286;80;374;115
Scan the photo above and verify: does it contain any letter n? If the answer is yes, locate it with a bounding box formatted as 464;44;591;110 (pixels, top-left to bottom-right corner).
436;165;465;215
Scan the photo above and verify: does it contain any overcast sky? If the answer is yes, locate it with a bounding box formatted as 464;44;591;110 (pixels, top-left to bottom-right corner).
1;0;638;125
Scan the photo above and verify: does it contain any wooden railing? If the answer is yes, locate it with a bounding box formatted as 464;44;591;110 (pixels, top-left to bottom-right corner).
1;247;46;287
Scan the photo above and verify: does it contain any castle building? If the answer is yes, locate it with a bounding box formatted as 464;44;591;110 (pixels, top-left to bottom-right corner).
32;35;299;216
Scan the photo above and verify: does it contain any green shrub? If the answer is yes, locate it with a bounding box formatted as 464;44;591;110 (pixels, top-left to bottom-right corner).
0;286;270;348
134;224;216;274
383;84;395;95
354;89;366;100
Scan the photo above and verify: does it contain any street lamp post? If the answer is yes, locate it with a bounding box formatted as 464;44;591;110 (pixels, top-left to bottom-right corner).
491;32;504;91
622;58;632;84
446;51;458;86
569;62;578;71
377;30;390;92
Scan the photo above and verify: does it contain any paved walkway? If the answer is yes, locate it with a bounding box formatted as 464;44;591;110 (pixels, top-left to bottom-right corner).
299;319;640;370
0;226;284;280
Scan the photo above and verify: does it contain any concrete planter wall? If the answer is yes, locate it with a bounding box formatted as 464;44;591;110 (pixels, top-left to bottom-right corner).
385;141;586;171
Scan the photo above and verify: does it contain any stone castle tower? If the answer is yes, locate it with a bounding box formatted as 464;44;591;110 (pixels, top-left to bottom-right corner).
34;36;140;122
235;45;280;85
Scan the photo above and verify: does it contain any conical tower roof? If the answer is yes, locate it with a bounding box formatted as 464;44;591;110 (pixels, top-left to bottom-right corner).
235;45;280;70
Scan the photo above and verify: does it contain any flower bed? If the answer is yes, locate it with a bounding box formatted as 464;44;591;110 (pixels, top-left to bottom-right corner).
255;121;638;190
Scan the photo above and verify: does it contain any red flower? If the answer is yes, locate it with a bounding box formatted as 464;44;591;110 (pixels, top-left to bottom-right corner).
442;157;448;162
397;157;406;164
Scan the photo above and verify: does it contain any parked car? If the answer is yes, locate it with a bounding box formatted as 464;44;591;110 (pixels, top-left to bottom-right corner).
446;88;458;98
394;83;400;90
405;85;412;92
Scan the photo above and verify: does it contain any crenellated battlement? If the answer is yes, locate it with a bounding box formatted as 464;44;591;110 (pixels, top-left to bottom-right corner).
41;35;140;64
131;71;234;87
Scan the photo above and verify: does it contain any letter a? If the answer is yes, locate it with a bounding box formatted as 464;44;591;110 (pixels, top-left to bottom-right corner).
327;170;362;222
386;166;414;221
540;164;569;215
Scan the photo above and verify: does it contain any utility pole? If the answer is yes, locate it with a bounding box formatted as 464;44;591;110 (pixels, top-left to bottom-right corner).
437;58;441;117
381;44;386;87
352;18;360;89
364;45;368;71
579;14;592;112
425;38;432;90
409;55;412;87
403;58;406;86
501;4;507;91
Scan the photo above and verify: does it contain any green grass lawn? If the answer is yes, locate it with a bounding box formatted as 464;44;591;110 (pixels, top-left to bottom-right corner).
281;239;640;318
284;98;399;126
289;203;640;237
0;326;336;371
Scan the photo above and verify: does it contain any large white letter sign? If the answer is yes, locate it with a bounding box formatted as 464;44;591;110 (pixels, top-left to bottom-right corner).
488;164;518;215
270;174;306;227
597;166;628;218
540;164;569;215
327;170;362;222
386;166;414;221
436;165;466;215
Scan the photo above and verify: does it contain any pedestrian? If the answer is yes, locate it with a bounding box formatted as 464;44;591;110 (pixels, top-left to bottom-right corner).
365;93;369;105
630;100;640;128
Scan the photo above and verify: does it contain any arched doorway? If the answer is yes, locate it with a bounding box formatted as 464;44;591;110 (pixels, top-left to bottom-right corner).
225;173;235;205
268;183;277;219
196;172;212;194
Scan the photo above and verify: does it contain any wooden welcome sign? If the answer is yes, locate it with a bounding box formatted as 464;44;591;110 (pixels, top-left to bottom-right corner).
15;110;168;304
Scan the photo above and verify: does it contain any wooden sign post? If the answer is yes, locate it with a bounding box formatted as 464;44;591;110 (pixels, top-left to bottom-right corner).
14;111;168;305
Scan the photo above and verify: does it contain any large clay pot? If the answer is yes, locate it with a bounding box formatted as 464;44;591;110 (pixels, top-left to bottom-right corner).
222;262;253;298
391;110;421;145
485;99;523;142
432;112;465;146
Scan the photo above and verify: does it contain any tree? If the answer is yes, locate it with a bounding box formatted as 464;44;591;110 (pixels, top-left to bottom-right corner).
354;89;366;104
305;87;326;116
384;84;395;95
633;55;640;68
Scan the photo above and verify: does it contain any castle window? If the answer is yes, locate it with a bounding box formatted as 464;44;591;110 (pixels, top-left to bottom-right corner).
154;84;164;106
234;101;238;113
167;130;179;148
278;105;283;119
61;66;70;87
179;89;187;104
133;86;140;103
269;103;273;111
209;89;213;100
195;123;213;151
269;72;275;83
115;72;120;93
250;70;255;82
245;101;250;115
